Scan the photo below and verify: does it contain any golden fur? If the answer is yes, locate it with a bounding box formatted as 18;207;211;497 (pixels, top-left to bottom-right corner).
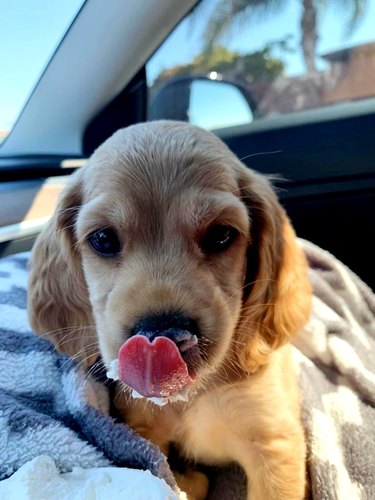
28;121;311;499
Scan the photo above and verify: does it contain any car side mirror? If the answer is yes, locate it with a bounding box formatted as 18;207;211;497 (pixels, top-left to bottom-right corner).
149;75;254;129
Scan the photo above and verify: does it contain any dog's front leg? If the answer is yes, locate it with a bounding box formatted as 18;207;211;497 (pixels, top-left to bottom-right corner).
181;412;306;500
114;392;174;456
177;374;306;499
114;391;208;499
235;429;306;500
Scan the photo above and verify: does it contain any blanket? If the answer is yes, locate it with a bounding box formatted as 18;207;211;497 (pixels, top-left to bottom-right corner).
294;240;375;500
0;242;374;499
0;253;177;498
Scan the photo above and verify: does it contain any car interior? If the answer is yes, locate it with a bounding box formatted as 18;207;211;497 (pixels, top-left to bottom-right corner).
1;0;374;292
1;1;375;497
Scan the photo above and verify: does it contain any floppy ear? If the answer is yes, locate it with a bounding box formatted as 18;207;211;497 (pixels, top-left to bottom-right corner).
234;168;311;372
28;170;97;365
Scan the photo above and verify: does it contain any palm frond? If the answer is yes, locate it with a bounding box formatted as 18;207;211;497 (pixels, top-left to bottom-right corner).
342;0;368;34
203;0;288;52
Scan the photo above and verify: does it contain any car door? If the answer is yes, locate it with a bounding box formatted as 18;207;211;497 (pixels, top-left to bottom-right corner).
138;0;375;290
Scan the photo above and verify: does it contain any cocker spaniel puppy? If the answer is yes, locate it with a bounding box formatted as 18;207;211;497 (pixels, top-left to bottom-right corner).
28;121;311;500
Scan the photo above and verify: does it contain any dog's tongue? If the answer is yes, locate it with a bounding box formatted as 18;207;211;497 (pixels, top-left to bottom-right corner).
118;335;193;398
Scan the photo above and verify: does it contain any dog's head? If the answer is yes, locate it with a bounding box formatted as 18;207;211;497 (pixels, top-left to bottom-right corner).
28;121;311;397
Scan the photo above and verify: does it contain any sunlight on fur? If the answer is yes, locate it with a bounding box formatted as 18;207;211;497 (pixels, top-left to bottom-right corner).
28;121;312;500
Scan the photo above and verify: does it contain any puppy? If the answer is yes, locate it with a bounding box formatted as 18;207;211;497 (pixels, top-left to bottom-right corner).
28;121;311;500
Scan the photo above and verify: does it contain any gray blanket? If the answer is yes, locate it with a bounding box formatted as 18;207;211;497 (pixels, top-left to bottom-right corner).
0;253;175;491
0;242;374;499
294;240;375;500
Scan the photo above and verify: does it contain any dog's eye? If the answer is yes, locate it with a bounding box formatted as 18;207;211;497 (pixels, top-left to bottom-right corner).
201;225;238;254
88;228;121;257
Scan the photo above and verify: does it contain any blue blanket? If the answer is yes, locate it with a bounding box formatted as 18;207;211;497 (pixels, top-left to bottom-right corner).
0;252;175;489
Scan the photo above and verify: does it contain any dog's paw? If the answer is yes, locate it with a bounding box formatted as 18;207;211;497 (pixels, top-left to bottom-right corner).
174;469;209;500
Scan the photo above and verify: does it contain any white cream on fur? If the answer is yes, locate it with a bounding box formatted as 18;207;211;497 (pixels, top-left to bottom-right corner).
106;360;189;406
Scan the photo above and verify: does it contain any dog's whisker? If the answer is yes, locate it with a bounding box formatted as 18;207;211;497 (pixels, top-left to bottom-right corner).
56;217;103;236
219;357;242;378
55;337;98;352
37;325;96;339
82;358;105;389
244;277;279;289
238;150;283;163
54;335;97;356
272;350;285;376
52;327;96;340
239;302;277;313
56;344;100;374
57;205;81;215
229;338;247;346
221;284;249;306
221;279;280;309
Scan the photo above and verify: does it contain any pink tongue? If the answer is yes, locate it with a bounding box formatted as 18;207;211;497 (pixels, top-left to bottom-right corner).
118;335;193;398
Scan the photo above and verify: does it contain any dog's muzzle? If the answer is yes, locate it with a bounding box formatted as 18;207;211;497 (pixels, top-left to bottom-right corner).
117;312;201;398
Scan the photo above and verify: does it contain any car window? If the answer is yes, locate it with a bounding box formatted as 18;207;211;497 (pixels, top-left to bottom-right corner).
147;0;375;130
0;0;85;146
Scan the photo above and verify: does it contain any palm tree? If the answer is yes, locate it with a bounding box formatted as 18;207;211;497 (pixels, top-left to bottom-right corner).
203;0;368;73
301;0;317;73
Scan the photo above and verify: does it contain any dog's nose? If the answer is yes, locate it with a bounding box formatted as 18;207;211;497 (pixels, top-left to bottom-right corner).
130;311;199;342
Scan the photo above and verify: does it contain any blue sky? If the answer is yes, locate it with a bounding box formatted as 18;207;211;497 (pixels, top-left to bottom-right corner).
1;0;375;134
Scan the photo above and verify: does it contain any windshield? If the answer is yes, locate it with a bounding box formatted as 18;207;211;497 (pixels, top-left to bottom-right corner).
0;0;85;146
